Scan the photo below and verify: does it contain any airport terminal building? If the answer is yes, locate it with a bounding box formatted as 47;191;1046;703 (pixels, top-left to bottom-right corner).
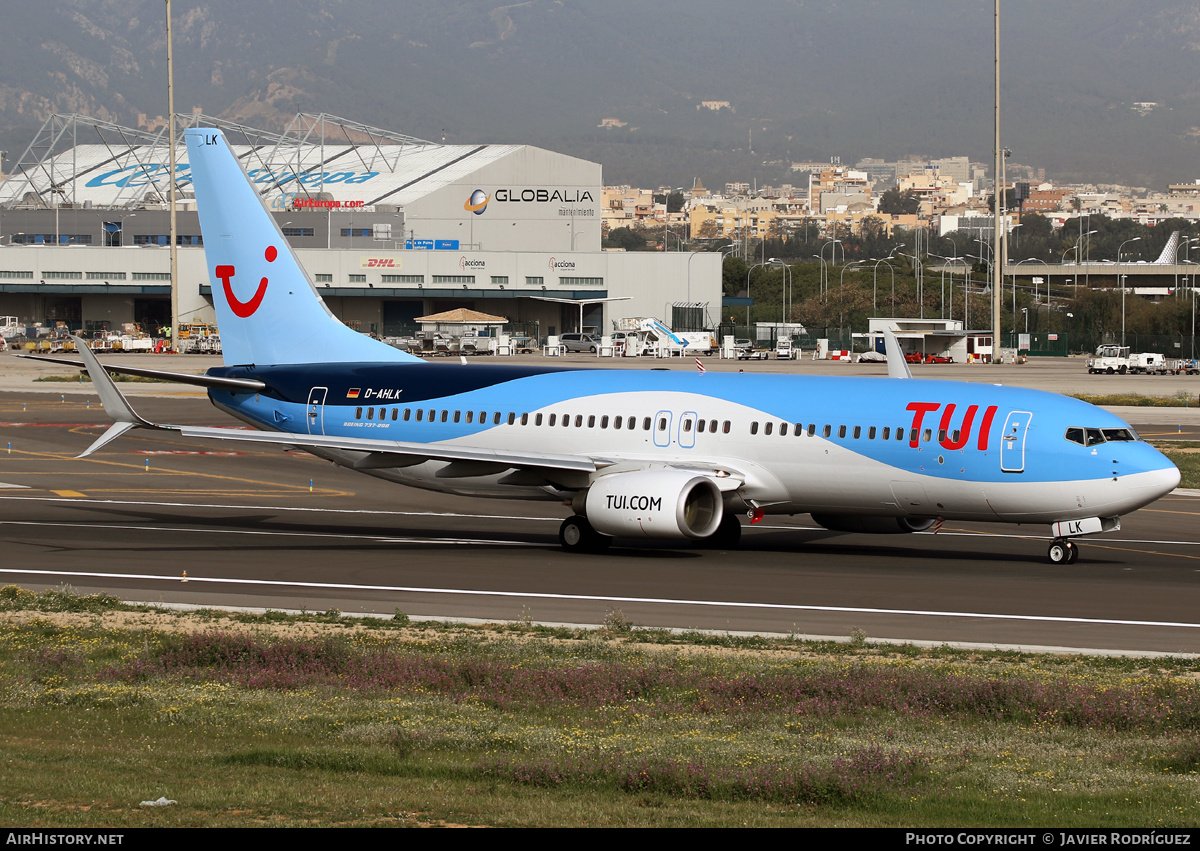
0;114;719;339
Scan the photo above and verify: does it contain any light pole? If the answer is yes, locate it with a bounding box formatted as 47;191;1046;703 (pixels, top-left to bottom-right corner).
768;258;791;325
1010;257;1041;338
821;238;842;297
870;258;895;317
1117;236;1142;347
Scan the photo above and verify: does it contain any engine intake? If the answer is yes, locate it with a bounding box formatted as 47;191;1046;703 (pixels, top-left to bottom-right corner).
581;470;723;539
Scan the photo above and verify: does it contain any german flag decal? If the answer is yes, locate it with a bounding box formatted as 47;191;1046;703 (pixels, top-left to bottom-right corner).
346;388;361;399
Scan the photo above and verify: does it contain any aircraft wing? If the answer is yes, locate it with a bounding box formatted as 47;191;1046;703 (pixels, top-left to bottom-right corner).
66;334;601;475
167;423;600;473
69;335;749;487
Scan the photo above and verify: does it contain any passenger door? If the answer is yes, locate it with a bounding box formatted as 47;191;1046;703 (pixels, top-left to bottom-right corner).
307;386;328;436
1000;410;1032;473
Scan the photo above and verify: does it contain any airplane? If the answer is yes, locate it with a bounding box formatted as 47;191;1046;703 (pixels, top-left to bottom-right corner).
21;128;1181;565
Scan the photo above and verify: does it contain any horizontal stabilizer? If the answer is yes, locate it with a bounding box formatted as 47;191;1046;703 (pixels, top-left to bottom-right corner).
17;353;266;391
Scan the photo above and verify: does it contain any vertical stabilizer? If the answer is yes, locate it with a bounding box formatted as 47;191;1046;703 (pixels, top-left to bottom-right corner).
1153;231;1181;265
184;129;421;366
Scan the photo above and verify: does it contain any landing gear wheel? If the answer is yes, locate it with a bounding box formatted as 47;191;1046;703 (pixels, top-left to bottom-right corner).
703;512;742;549
1048;538;1072;564
559;516;610;553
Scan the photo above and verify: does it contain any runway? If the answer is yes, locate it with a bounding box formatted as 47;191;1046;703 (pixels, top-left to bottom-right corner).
3;387;1200;656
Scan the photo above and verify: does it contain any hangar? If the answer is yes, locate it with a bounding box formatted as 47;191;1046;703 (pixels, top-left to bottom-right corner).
0;113;719;341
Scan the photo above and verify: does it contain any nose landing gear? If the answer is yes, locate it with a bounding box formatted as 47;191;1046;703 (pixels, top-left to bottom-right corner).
1047;538;1079;564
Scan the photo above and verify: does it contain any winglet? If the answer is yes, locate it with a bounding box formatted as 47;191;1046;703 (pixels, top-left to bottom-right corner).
72;335;157;457
883;329;912;379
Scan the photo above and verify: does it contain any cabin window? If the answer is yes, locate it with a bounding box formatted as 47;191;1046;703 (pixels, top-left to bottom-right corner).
507;412;516;425
428;409;435;422
521;413;529;425
493;412;502;425
601;416;609;429
535;413;543;426
588;415;596;428
898;428;906;441
808;424;816;436
403;409;411;421
440;410;448;423
1065;427;1086;446
614;416;622;429
658;417;668;431
643;417;652;430
1086;428;1105;446
631;418;639;431
868;426;876;439
952;429;961;443
853;426;861;439
367;407;374;420
923;428;932;442
938;429;946;443
838;425;846;438
355;407;362;420
391;409;398;421
576;415;584;428
548;414;556;426
722;420;731;434
750;422;759;435
710;420;718;434
695;419;704;432
795;423;804;436
1103;428;1137;442
910;428;918;442
823;425;832;438
779;422;788;436
881;426;889;440
416;409;424;422
764;422;773;436
452;411;460;423
465;411;473;424
683;419;692;433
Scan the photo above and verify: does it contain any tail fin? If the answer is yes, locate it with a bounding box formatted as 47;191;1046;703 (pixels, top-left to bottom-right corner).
1153;231;1181;265
184;128;421;366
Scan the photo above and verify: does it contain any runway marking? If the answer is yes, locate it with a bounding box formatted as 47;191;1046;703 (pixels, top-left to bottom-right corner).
2;567;1198;632
0;494;561;522
0;519;542;547
3;448;354;498
50;490;85;498
0;482;30;489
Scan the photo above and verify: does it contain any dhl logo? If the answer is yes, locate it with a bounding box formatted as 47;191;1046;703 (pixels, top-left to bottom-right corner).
361;258;399;268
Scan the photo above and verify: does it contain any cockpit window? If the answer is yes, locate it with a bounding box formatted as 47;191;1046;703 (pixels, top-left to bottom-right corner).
1102;428;1138;442
1065;426;1139;446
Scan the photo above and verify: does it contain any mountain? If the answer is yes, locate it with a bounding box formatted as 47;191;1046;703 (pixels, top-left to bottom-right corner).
3;0;1199;190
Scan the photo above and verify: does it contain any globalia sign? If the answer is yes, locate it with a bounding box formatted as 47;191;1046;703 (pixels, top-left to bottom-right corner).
464;189;490;215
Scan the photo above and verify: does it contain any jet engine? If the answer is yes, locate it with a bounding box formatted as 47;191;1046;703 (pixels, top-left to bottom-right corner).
579;470;723;539
810;514;937;534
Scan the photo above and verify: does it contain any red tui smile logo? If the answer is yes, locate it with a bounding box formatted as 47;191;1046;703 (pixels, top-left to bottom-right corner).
216;245;275;317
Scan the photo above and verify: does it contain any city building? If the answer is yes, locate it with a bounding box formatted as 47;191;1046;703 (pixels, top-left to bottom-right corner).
0;114;720;338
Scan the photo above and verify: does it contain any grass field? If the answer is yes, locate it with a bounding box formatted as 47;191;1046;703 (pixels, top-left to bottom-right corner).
2;586;1199;828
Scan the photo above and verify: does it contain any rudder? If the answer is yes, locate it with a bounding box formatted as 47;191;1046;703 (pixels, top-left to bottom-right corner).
184;128;420;366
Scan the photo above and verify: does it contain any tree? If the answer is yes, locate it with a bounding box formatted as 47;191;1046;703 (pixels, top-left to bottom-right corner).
878;187;920;215
722;255;749;298
604;226;647;251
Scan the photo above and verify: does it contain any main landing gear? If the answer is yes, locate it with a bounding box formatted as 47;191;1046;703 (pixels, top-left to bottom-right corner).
1047;538;1079;565
559;516;611;553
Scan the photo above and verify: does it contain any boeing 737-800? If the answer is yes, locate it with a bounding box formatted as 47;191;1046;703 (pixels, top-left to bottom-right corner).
26;129;1181;564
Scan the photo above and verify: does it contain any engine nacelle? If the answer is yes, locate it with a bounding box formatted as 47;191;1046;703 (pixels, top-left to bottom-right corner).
580;470;723;540
810;513;937;534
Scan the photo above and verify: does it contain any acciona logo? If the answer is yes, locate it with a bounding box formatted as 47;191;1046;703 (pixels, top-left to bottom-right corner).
459;256;486;270
548;257;576;270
